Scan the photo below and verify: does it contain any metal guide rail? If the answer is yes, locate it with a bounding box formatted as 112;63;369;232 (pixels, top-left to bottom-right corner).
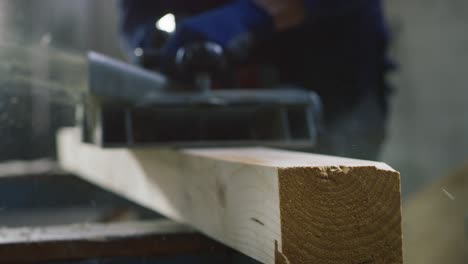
80;52;322;149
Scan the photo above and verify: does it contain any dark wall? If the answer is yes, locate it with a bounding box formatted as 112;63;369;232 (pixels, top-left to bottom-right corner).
383;0;468;197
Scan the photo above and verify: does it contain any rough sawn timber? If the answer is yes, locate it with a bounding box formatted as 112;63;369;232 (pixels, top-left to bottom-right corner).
58;128;402;264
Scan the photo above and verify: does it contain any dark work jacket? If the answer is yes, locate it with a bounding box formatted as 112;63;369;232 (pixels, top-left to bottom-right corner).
119;0;393;121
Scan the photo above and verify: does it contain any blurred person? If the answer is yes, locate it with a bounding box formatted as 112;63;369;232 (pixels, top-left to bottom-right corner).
118;0;393;160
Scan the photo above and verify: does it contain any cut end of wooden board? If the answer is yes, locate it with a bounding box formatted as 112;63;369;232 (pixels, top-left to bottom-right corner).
58;128;403;264
276;167;402;264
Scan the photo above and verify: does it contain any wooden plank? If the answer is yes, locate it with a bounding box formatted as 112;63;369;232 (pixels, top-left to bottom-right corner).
58;128;403;264
0;219;228;263
0;159;61;178
402;163;468;264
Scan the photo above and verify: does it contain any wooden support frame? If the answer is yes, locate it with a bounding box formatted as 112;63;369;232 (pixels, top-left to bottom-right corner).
58;128;403;264
0;220;228;263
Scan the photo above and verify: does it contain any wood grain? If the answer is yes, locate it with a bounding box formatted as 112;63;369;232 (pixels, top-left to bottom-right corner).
58;128;403;264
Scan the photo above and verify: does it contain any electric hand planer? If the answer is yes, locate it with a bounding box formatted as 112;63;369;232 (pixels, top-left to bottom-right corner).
79;41;322;150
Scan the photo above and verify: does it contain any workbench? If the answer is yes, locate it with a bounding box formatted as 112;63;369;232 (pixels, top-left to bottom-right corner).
0;160;254;263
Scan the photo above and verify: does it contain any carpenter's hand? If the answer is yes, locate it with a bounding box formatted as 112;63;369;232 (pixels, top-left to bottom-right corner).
160;0;274;62
254;0;306;30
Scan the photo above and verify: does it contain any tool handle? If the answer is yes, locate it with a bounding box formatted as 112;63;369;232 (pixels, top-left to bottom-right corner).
138;29;259;90
175;42;229;91
175;42;227;75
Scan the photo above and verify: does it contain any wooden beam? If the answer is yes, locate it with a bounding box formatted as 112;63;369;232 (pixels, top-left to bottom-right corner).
0;219;228;263
58;128;403;264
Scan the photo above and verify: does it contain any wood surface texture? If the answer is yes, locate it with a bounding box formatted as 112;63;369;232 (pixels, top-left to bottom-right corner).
403;163;468;264
0;219;227;263
58;128;403;264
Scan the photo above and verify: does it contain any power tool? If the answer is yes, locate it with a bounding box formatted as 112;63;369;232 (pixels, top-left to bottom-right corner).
79;30;322;150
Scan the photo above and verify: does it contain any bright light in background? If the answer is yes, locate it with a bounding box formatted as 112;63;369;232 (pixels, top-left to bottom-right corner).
40;33;52;47
134;47;143;57
155;13;176;33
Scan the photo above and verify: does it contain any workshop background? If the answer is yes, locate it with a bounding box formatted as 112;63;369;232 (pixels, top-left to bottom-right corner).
0;0;467;263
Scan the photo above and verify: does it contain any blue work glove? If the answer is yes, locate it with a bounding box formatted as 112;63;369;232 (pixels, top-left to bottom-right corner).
161;0;274;63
